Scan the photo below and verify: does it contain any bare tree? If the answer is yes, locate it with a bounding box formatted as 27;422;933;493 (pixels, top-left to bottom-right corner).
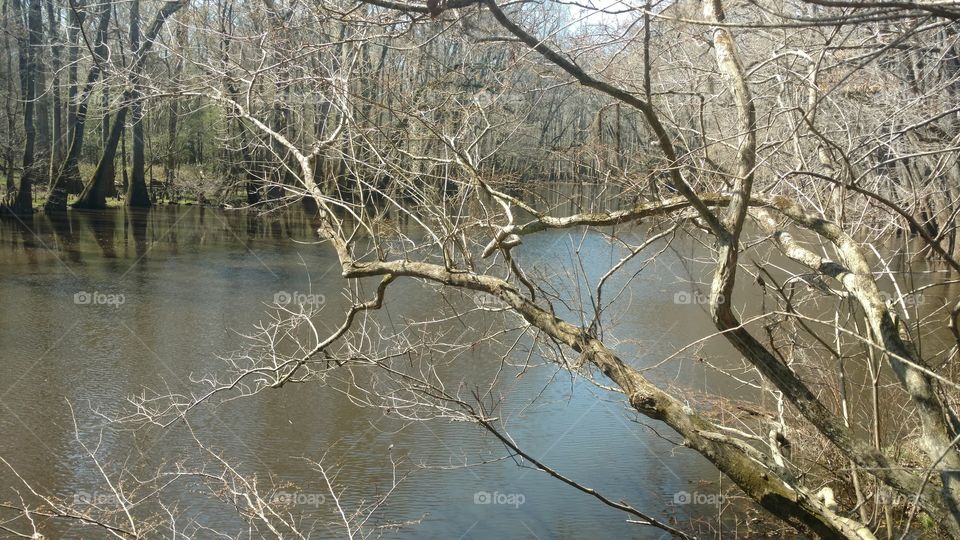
5;0;960;538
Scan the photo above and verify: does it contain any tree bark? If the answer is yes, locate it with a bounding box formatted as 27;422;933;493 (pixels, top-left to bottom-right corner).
3;0;16;196
125;0;150;207
65;0;83;157
164;23;184;190
31;0;48;168
100;80;116;198
46;0;63;171
9;0;43;214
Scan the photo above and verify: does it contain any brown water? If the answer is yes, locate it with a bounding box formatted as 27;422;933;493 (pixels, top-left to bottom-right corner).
0;206;754;539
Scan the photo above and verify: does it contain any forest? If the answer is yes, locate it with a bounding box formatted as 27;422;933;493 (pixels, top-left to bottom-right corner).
2;0;960;538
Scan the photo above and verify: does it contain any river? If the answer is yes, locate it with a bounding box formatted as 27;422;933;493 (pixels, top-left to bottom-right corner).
0;205;773;539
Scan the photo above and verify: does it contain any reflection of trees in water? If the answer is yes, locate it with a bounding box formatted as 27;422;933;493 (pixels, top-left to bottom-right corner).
125;208;149;259
1;207;321;265
10;214;41;267
48;212;82;263
82;210;117;259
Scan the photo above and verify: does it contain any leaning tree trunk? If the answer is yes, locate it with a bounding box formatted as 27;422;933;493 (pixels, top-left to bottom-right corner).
74;107;127;209
44;0;110;213
125;0;150;207
72;0;188;209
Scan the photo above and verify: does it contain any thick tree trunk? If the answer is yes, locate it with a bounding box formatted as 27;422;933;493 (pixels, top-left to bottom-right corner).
74;106;127;209
126;0;150;207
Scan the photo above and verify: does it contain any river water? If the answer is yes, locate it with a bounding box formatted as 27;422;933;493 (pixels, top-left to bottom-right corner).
0;205;769;538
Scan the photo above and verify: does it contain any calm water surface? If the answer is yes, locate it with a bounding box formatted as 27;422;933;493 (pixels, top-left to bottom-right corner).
0;206;748;539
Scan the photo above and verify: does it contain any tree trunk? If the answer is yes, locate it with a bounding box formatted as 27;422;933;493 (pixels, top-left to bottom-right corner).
32;0;48;169
100;84;117;198
9;0;43;214
165;98;178;187
125;0;150;207
46;0;63;173
3;0;19;197
65;0;83;157
74;106;127;209
120;113;129;193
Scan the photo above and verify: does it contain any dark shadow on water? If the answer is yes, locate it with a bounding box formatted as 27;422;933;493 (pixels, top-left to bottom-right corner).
78;209;119;259
1;206;322;272
125;208;150;259
48;210;83;265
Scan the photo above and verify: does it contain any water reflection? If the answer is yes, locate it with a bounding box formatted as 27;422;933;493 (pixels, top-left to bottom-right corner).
0;204;769;538
124;208;149;258
49;211;83;265
1;206;319;264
